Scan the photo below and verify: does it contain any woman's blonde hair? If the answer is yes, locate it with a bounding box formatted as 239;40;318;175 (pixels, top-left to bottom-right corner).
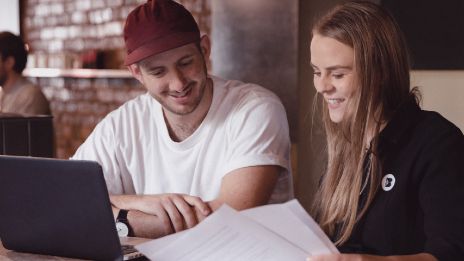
311;1;413;245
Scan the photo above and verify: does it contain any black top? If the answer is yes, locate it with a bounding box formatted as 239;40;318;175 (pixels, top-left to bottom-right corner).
338;97;464;261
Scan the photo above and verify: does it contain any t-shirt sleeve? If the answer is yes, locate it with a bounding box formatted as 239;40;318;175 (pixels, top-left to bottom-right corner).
223;93;292;202
419;126;464;260
225;98;290;172
71;116;126;194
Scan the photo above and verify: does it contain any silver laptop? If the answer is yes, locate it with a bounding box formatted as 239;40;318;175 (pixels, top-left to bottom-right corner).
0;155;144;260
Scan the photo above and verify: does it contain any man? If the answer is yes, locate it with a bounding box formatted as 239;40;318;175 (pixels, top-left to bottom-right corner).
72;0;292;239
0;31;50;115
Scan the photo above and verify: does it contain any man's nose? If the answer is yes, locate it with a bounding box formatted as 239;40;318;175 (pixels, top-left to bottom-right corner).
171;68;188;92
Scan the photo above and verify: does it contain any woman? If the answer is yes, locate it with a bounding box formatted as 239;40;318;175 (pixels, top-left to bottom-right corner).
309;1;464;261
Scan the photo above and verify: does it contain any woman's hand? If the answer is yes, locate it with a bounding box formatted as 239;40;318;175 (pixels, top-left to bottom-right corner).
307;253;437;261
307;254;380;261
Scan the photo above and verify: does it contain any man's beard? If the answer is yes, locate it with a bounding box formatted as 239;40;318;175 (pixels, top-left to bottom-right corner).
161;77;208;116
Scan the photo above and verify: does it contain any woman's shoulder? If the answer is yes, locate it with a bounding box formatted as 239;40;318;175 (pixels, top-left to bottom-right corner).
415;109;463;139
406;109;464;164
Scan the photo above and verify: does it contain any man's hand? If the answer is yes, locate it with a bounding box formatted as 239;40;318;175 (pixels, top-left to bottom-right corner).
111;194;211;236
136;194;211;232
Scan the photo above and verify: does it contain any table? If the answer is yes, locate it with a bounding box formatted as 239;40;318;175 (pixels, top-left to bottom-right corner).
0;237;150;260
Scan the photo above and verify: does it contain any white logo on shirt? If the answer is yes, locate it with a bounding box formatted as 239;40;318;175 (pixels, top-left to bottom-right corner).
382;174;395;191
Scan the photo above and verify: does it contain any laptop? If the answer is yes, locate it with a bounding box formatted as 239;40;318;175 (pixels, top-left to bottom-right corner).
0;155;144;260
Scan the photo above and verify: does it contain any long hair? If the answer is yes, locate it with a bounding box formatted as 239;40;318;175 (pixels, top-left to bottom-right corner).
311;1;413;245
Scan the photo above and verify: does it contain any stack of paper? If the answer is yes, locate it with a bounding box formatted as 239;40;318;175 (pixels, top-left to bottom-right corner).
135;199;338;261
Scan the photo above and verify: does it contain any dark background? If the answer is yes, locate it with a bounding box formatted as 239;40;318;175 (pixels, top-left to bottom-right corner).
382;0;464;69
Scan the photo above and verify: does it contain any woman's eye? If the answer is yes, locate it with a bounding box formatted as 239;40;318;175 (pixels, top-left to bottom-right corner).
313;71;321;77
332;73;344;79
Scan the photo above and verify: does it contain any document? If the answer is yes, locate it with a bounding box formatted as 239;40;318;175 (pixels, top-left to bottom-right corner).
135;199;338;261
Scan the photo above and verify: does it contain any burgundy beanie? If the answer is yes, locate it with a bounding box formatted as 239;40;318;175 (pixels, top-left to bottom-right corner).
123;0;200;66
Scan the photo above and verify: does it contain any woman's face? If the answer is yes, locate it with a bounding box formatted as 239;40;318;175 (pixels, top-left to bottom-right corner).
310;34;357;123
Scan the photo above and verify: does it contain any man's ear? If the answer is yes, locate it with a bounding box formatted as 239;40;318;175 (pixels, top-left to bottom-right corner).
127;63;144;84
199;35;211;60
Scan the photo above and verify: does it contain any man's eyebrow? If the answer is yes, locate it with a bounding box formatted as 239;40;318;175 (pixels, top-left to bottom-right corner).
138;59;162;70
143;64;164;72
179;54;194;60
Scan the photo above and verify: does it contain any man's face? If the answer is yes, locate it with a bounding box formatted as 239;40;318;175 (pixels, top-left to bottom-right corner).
129;37;210;116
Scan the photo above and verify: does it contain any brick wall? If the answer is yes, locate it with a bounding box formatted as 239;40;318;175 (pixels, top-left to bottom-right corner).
29;77;145;158
23;0;211;159
24;0;211;68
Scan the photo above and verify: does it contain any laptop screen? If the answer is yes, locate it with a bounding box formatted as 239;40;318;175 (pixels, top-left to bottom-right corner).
0;156;124;260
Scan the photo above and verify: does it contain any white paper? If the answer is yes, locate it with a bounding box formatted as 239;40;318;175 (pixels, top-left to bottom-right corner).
136;200;337;260
285;200;339;254
241;200;338;255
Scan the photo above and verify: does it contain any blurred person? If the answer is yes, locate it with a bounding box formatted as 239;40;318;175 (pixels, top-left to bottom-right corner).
0;31;50;115
308;1;464;261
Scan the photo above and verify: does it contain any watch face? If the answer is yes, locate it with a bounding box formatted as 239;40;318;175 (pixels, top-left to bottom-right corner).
116;222;129;237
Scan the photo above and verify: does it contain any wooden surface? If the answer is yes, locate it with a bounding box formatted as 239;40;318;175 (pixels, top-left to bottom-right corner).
0;237;150;260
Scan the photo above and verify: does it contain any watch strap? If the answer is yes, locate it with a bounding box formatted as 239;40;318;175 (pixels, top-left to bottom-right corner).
117;209;129;222
116;209;132;236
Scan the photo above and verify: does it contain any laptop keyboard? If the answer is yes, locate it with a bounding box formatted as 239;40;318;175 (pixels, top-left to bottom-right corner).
121;244;137;255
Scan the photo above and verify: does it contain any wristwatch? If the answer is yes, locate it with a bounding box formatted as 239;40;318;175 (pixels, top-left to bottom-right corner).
116;209;132;237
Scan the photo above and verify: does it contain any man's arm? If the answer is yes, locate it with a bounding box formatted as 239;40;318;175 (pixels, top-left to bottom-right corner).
111;194;211;237
110;165;280;238
208;165;280;211
112;206;174;238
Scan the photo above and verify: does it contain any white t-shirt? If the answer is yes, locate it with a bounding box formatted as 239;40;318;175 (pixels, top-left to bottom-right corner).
72;76;293;203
